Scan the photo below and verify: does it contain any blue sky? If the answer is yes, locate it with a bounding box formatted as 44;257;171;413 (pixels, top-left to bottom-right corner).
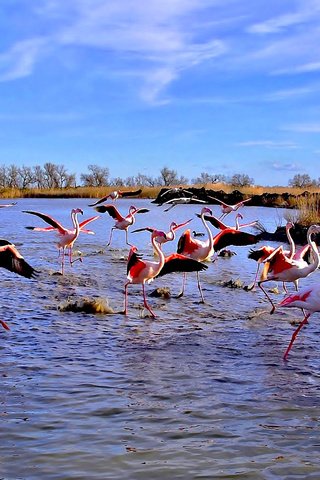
1;0;320;186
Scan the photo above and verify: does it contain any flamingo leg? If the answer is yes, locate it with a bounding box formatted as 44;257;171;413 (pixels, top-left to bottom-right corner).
258;280;277;314
61;247;65;275
124;281;130;315
125;228;133;247
283;313;310;360
142;282;156;317
177;272;187;298
196;272;205;303
107;227;114;247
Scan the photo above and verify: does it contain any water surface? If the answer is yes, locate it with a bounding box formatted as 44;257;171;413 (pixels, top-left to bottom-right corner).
1;198;320;479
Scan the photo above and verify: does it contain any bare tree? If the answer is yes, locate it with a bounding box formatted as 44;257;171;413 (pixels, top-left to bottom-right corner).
19;165;34;189
288;174;316;188
229;173;254;187
0;165;8;188
7;164;20;188
80;164;110;187
33;165;45;189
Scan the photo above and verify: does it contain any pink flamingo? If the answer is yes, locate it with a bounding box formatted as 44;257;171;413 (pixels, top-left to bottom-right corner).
124;230;207;317
248;222;299;291
93;204;149;247
257;224;320;313
132;218;192;249
88;189;142;206
200;212;259;231
23;208;86;274
279;284;320;359
0;202;17;208
177;206;214;301
0;239;38;330
208;196;252;220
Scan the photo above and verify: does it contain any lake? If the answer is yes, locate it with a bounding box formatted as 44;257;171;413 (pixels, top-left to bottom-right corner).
1;198;320;479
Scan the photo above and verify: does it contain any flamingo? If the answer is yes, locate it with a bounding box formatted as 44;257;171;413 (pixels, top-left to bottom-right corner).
93;204;149;247
132;218;192;249
88;188;142;206
161;196;208;212
257;224;320;314
177;207;214;301
248;222;298;291
0;239;38;331
279;284;320;359
124;230;207;317
0;202;17;208
199;212;259;231
207;196;252;220
23;208;85;274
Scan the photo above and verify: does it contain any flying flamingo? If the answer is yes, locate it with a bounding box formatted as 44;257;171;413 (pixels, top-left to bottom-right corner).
0;202;17;208
0;239;38;331
132;218;192;249
23;208;86;274
207;196;252;220
88;188;142;206
161;196;208;212
279;284;320;359
257;224;320;314
93;204;149;247
124;230;207;317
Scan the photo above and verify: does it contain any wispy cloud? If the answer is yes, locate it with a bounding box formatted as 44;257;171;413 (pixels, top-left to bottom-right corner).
269;162;301;172
282;123;320;133
0;38;48;81
237;140;298;149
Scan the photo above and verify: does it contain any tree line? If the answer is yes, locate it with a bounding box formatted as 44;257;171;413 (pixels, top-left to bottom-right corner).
0;162;315;189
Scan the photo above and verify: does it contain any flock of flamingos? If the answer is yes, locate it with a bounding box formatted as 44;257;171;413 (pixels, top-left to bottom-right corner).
1;188;320;361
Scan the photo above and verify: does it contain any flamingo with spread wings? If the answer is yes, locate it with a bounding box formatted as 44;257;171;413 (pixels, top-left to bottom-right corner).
23;208;88;274
0;239;38;330
125;230;208;317
208;196;252;220
93;204;149;247
132;219;192;249
88;188;142;206
257;224;320;313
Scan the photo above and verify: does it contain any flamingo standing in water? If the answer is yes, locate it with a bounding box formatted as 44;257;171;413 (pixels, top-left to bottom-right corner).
23;208;86;274
0;239;38;330
279;284;320;359
124;230;207;317
208;196;252;220
257;224;320;313
177;206;214;301
93;204;149;247
88;188;142;206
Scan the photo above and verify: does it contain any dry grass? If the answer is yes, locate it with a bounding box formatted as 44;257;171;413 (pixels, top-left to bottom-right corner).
284;194;320;226
1;183;320;201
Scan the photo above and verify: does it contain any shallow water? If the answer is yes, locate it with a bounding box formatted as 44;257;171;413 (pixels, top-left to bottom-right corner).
1;198;320;479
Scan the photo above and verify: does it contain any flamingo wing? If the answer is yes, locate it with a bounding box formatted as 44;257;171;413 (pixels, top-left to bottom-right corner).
197;214;228;230
93;204;123;220
213;230;260;252
156;254;208;277
172;218;193;231
79;215;100;230
120;188;142;198
88;195;110;207
23;210;67;233
206;196;229;208
135;208;150;214
127;246;146;277
177;229;200;255
0;243;38;278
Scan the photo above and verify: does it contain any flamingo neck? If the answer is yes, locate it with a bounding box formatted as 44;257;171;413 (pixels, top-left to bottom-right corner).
286;224;295;259
307;231;320;272
201;212;213;252
152;235;165;272
72;212;80;236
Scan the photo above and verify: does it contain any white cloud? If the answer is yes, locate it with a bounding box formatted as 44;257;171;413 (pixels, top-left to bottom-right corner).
237;140;298;149
0;38;48;81
283;123;320;133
